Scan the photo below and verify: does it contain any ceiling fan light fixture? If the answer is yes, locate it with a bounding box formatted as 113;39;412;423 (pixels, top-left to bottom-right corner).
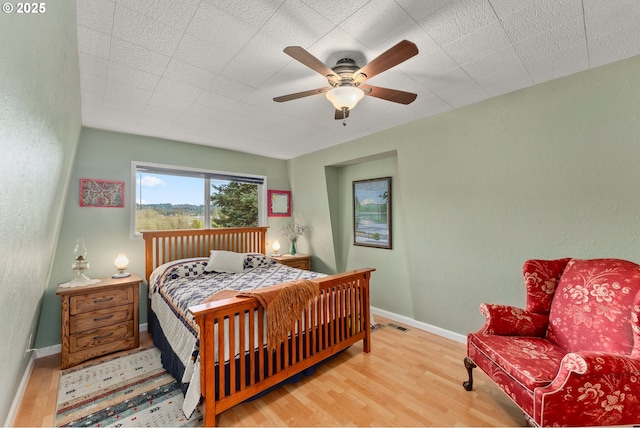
325;85;364;111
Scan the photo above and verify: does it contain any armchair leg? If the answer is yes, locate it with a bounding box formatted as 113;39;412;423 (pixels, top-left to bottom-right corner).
463;356;476;391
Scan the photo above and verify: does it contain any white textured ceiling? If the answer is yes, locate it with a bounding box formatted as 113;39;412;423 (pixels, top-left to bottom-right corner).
76;0;640;159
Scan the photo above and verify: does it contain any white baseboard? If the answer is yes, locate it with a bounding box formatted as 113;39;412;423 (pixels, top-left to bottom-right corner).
6;323;150;427
4;353;36;427
370;306;467;343
34;343;61;359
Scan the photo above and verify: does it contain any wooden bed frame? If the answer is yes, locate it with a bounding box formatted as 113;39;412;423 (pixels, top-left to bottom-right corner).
143;227;374;426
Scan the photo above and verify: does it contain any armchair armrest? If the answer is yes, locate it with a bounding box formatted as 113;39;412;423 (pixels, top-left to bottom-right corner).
478;303;548;336
534;352;640;426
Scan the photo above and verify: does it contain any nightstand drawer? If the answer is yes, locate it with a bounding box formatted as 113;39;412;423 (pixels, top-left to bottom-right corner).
285;259;310;270
70;287;133;314
70;321;134;353
271;254;312;270
70;304;133;334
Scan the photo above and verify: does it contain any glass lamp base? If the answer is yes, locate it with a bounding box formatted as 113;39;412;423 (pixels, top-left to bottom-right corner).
70;273;91;283
71;260;90;283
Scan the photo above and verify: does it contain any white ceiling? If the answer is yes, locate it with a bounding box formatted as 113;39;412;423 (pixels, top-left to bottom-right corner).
76;0;640;159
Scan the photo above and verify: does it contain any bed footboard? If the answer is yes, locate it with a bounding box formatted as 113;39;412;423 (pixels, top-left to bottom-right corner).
188;268;374;427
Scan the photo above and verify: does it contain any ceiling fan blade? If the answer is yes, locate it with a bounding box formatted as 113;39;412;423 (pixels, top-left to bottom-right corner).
361;85;417;105
273;87;331;103
284;46;339;84
334;108;349;120
353;40;418;84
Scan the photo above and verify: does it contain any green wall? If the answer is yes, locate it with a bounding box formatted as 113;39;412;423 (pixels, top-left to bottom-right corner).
331;155;413;316
290;53;640;336
36;128;292;348
0;0;81;423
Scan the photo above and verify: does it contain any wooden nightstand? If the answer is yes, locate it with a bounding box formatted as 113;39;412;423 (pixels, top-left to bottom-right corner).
56;274;141;369
271;254;312;270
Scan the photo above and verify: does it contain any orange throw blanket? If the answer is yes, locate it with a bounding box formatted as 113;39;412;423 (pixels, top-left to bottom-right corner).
203;279;320;351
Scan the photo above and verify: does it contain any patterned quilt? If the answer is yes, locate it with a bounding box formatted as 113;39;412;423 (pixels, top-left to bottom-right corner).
150;255;325;331
148;255;326;417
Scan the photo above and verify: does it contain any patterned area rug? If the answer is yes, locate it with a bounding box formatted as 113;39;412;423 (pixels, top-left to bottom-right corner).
54;347;202;427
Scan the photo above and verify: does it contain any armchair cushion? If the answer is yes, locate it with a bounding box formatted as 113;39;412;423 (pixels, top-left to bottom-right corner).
469;334;566;390
546;258;640;354
479;304;548;336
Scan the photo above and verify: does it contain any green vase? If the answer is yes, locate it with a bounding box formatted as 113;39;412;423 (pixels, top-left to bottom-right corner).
289;240;297;255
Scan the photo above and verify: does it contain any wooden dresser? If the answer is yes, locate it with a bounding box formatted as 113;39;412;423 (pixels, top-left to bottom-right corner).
56;274;141;369
271;254;312;270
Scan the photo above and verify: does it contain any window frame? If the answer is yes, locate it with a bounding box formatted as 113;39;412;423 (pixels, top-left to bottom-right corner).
130;161;267;238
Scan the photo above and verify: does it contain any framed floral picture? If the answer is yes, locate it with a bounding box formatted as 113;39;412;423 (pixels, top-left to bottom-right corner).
353;177;392;249
268;189;291;217
80;178;124;208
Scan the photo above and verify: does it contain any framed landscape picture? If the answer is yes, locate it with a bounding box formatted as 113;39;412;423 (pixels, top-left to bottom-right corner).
353;177;392;249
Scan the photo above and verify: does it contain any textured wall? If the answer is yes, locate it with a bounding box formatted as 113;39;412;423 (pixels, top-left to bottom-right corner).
289;54;640;336
0;1;81;423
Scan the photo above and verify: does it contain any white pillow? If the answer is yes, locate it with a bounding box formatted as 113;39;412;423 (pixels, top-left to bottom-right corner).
203;250;245;273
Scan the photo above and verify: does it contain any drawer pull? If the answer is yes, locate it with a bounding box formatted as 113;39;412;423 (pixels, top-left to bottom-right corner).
94;332;114;340
94;314;114;322
93;297;114;304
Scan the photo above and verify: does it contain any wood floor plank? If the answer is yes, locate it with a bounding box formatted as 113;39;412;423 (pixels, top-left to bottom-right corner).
13;319;526;426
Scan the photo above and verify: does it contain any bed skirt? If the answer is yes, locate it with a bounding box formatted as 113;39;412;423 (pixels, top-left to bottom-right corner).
148;308;344;403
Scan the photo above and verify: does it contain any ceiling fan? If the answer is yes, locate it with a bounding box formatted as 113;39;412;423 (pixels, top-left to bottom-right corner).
273;40;419;124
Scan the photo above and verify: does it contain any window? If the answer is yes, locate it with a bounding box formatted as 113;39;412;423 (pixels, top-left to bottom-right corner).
131;162;266;237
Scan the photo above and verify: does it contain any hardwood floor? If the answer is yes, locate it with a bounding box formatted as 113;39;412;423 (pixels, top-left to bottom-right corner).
13;318;526;427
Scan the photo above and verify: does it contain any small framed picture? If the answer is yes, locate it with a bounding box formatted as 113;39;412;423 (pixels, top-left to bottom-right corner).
353;177;391;249
267;189;291;217
80;178;125;208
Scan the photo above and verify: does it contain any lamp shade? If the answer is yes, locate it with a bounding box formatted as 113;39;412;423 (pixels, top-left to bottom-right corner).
112;253;131;278
114;253;129;270
326;86;364;110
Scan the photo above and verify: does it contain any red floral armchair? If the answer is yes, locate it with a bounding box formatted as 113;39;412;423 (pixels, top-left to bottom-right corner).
464;258;640;426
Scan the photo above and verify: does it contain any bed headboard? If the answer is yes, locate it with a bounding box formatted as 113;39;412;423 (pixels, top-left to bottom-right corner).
142;227;268;281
